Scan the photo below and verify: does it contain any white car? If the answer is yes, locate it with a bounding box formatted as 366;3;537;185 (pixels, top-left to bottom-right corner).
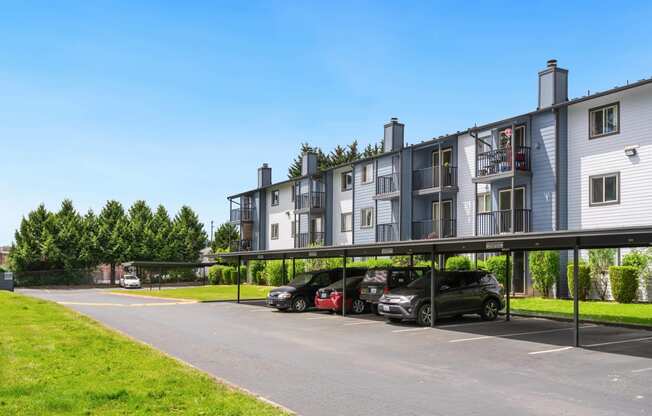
119;274;141;288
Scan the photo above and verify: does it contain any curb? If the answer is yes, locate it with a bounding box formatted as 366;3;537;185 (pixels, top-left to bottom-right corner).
108;291;198;303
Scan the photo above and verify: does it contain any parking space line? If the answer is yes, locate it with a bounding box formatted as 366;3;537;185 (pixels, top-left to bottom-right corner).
448;324;597;343
248;309;272;312
343;321;384;326
306;315;337;320
436;320;504;329
632;367;652;373
528;346;574;355
584;336;652;348
392;327;430;333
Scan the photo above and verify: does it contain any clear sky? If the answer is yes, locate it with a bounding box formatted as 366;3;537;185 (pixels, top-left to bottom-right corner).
2;1;652;244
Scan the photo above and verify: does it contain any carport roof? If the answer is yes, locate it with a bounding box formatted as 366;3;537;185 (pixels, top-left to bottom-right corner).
122;261;219;268
218;226;652;262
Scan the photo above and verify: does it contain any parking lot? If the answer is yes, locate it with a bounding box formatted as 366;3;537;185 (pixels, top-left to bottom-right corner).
22;288;652;416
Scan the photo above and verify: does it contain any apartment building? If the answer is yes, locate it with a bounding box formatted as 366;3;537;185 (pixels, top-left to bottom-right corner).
227;60;652;295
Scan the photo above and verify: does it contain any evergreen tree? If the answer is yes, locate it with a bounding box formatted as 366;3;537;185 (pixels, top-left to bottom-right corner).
346;140;360;162
79;209;100;269
127;200;155;261
212;222;239;252
151;205;174;261
97;200;128;284
287;143;328;178
55;199;83;270
171;206;207;262
328;145;349;167
9;204;52;271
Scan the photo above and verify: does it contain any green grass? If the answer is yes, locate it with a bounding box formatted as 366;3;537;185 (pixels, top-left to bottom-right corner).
112;284;271;302
511;298;652;326
0;291;287;415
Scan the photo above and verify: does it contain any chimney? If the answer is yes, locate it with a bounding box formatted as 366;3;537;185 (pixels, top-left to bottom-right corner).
383;117;405;152
301;152;318;176
258;163;272;188
538;59;568;109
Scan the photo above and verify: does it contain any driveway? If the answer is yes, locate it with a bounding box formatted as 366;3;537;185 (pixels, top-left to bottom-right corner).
21;289;652;416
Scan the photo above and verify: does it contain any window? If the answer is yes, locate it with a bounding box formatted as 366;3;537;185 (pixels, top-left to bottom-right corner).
589;103;619;139
341;171;353;191
271;223;279;240
271;190;280;206
476;136;491;154
590;173;619;205
291;185;295;202
291;221;296;238
477;193;492;213
360;208;374;228
362;163;374;184
341;213;352;232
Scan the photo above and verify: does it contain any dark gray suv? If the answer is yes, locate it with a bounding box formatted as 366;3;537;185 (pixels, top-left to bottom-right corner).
377;271;505;326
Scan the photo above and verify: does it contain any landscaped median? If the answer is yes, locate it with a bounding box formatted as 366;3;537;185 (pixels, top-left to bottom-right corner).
0;291;287;415
511;298;652;327
111;284;271;302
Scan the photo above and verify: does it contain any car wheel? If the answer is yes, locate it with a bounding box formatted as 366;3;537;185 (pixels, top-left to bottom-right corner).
387;317;402;324
481;298;500;321
416;303;433;327
291;296;308;313
351;299;366;314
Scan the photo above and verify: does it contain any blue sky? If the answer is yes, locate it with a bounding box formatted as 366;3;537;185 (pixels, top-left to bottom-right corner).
2;1;652;244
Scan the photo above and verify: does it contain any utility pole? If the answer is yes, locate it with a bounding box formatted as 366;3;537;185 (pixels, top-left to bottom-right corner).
210;220;214;244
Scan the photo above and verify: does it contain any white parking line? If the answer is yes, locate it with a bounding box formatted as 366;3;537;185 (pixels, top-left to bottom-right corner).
584;336;652;348
343;321;383;326
436;320;504;329
306;316;337;320
248;309;272;312
632;367;652;373
448;325;597;343
392;327;430;333
528;346;574;355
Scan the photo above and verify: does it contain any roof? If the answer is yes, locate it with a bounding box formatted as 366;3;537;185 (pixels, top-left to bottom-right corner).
122;261;220;268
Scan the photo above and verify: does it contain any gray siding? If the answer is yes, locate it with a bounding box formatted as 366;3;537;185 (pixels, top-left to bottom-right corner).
400;148;412;240
324;171;333;245
531;111;557;232
353;161;375;244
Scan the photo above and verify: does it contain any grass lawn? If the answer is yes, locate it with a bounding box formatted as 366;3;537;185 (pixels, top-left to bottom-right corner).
511;298;652;326
112;284;271;302
0;291;286;415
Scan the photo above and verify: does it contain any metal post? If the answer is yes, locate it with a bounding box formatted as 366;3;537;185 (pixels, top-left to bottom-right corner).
505;250;511;321
430;246;436;328
342;252;347;317
438;254;444;271
292;257;296;279
159;267;162;291
409;254;414;267
237;256;241;303
438;143;442;238
511;176;516;234
282;256;286;285
573;245;580;347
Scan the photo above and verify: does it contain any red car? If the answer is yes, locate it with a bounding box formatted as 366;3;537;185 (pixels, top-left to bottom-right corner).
314;276;367;314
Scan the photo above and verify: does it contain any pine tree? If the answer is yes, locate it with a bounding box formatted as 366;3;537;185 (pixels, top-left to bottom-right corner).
79;209;100;269
328;145;349;167
9;204;52;271
212;222;239;252
151;205;174;261
171;206;207;262
55;199;83;270
127;200;155;261
97;200;128;284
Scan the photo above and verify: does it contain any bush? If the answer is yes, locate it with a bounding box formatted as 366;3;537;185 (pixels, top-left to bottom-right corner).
529;251;559;298
589;248;616;300
476;260;487;271
445;256;471;271
622;250;649;272
567;261;591;300
609;266;639;303
207;265;222;284
263;260;288;287
485;255;511;285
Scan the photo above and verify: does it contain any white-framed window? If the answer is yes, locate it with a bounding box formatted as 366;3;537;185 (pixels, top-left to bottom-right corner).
290;221;296;238
477;193;492;213
590;173;619;205
341;171;353;191
589;103;619;139
360;208;374;228
341;213;352;232
271;223;279;240
271;190;280;206
362;163;374;184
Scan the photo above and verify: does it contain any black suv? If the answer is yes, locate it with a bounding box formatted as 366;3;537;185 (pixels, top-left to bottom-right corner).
377;271;504;326
359;267;429;314
267;268;367;312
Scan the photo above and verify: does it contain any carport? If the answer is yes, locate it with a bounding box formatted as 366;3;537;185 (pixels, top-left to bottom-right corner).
220;226;652;347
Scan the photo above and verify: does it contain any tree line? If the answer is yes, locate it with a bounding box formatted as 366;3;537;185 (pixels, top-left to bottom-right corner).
288;140;384;178
8;199;208;284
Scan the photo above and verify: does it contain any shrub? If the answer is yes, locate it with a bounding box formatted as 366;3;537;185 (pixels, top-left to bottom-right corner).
263;260;288;287
476;260;487;271
609;266;639;303
588;248;616;300
445;256;471;271
567;261;591;300
529;251;559;298
485;255;511;285
622;250;649;272
207;265;222;284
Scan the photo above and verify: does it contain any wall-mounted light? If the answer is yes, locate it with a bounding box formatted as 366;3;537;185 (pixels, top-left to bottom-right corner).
624;145;638;157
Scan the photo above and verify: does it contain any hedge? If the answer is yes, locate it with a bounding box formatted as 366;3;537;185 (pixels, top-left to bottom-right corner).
609;266;639;303
567;261;591;300
485;255;511;285
529;251;559;298
445;256;471;271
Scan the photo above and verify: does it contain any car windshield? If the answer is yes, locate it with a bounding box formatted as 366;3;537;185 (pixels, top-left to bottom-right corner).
407;275;428;289
125;276;138;280
363;270;387;284
288;273;314;286
327;276;363;290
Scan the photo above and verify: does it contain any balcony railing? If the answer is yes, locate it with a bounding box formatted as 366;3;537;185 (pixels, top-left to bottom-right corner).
413;166;457;191
230;207;254;222
476;209;532;236
412;219;457;240
295;192;325;210
476;146;531;178
376;173;399;195
229;239;253;252
376;223;399;242
296;232;325;248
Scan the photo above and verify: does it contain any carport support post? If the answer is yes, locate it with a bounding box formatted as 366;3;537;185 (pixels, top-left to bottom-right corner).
292;258;296;279
237;256;241;304
430;246;436;328
342;252;347;317
505;250;510;321
573;245;580;347
282;256;286;285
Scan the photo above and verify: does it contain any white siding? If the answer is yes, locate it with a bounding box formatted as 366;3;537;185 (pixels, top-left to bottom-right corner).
332;167;353;245
568;83;652;230
266;182;295;250
353;161;376;244
457;132;490;237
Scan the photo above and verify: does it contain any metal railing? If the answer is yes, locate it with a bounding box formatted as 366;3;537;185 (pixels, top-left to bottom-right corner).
295;192;325;210
376;173;399;195
296;232;325;248
412;166;457;190
476;209;532;235
412;219;457;239
376;223;399;242
230;207;254;222
476;146;531;177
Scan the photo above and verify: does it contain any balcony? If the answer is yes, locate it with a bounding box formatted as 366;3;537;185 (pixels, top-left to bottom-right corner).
476;209;532;236
296;232;325;248
230;207;254;223
413;166;458;192
295;192;325;211
376;223;399;242
375;173;399;199
412;219;457;240
229;239;253;252
475;146;531;181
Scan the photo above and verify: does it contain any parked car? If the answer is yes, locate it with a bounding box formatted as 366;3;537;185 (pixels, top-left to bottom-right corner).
378;271;505;326
267;268;367;312
359;267;429;314
119;274;141;288
314;276;367;314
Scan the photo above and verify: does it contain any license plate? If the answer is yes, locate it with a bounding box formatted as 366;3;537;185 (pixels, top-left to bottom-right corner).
320;293;328;299
370;287;377;294
381;304;390;312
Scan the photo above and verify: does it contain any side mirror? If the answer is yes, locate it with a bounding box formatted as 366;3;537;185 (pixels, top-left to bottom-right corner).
440;285;450;291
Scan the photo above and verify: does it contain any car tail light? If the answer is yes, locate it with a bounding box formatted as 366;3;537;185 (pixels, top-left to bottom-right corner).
384;286;390;294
